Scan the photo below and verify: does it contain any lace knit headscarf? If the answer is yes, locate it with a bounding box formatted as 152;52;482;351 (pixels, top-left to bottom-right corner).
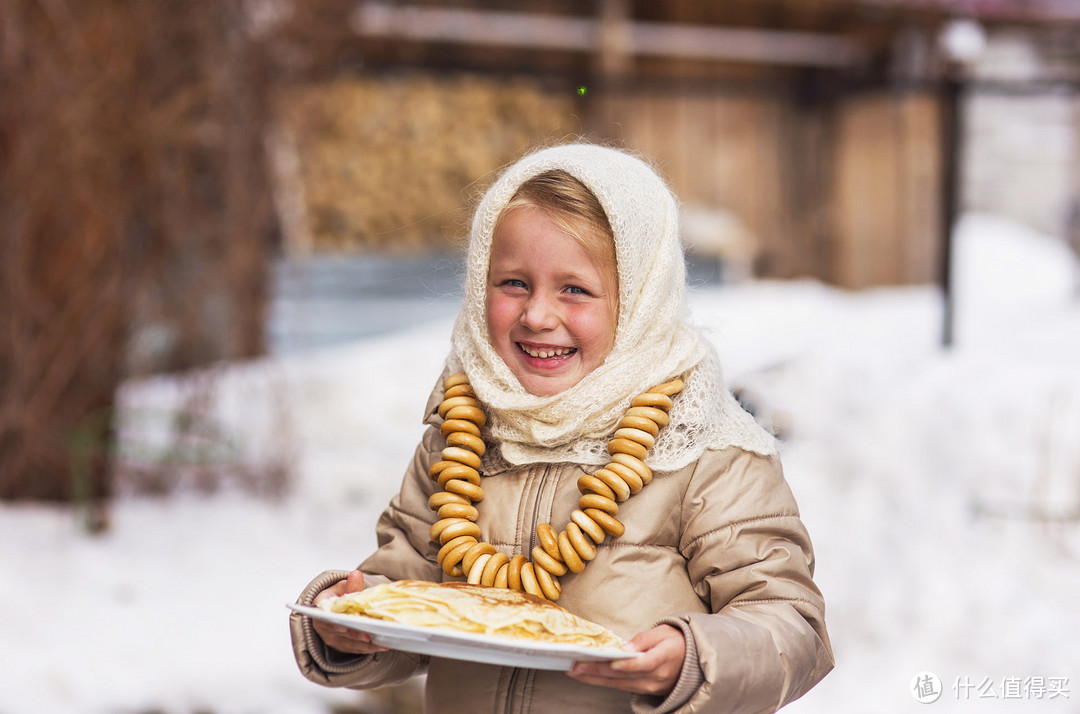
444;143;775;470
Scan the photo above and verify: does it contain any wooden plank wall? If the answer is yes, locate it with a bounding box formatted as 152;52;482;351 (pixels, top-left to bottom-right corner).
832;90;942;288
590;91;797;276
589;87;945;286
591;86;944;288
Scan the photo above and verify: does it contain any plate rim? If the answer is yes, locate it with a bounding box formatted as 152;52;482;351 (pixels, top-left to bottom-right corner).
287;602;639;662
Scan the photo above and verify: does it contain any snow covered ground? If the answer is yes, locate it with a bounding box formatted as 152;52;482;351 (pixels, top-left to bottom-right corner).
2;213;1078;713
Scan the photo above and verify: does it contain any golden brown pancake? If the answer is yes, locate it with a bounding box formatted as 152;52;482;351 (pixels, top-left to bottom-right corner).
324;580;623;648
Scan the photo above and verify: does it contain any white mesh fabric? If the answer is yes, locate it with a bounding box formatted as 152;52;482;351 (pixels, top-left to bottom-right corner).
445;143;775;470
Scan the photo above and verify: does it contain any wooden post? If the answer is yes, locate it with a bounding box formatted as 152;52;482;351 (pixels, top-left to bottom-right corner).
939;68;963;348
597;0;632;80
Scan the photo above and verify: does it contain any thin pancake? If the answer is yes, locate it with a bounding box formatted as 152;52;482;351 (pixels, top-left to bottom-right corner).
324;580;622;648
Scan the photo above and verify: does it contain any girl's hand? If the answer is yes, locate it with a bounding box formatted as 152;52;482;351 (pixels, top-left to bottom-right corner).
567;624;685;697
310;570;389;655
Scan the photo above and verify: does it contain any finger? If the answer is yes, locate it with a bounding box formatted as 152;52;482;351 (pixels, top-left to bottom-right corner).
622;624;681;654
312;620;387;654
613;635;684;676
312;618;368;642
569;656;643;680
567;660;678;696
568;671;676;697
313;570;366;607
343;569;366;593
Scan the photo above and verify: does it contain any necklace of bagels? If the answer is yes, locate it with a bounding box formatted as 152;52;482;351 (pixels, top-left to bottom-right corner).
429;372;684;601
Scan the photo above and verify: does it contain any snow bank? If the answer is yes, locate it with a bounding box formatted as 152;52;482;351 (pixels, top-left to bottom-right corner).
3;214;1078;713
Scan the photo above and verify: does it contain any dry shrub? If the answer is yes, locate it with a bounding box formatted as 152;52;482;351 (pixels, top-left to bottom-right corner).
0;1;275;504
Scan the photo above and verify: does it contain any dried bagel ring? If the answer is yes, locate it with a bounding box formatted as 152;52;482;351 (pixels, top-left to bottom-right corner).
437;502;478;521
442;446;482;470
649;378;685;396
436;534;475;563
607;438;648;461
436;463;482;488
566;521;597;560
428;460;457;480
630;392;673;411
439;519;482;545
440;418;482;439
585;508;625;537
444;479;484;502
536;523;563;562
531;545;568;576
462;541;497;572
612;427;655;450
467;553;493;585
593;468;631;501
557;530;585;573
578;493;618;515
617;414;659;437
519;562;543;598
438;535;477;576
443;373;470;390
445;405;487;428
577;474;617;501
443;383;476;399
428;491;470;511
533;563;562;601
610;452;652;486
446;431;486;457
482;552;509;586
430;517;470;542
624;406;670;428
605;460;644;494
493;562;510;589
438;395;482;419
570;509;606;544
507;554;528;591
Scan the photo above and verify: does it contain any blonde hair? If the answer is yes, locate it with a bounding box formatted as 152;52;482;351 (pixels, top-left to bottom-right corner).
495;169;616;276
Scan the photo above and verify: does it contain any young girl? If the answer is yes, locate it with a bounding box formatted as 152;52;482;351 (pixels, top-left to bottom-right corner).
290;143;833;713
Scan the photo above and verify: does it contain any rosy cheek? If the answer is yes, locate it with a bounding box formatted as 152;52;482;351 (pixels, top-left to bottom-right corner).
485;296;515;338
568;309;614;351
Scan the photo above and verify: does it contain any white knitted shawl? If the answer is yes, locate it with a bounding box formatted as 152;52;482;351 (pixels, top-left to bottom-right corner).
444;143;775;471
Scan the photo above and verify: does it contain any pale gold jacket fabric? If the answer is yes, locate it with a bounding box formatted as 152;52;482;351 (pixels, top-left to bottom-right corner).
290;391;833;713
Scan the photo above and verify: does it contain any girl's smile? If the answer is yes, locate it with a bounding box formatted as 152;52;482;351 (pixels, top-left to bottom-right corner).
486;206;617;396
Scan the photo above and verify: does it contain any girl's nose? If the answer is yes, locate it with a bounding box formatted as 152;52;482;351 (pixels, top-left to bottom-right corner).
520;293;558;331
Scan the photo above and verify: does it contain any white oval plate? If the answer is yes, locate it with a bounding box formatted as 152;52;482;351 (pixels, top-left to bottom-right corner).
288;603;639;671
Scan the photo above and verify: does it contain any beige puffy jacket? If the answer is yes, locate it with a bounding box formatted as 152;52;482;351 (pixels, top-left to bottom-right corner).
291;391;833;713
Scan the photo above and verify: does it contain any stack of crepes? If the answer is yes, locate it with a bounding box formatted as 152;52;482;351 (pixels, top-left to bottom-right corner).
323;579;623;648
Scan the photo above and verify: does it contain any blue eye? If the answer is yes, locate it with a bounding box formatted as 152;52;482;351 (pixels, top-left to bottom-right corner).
507;279;527;289
565;286;589;295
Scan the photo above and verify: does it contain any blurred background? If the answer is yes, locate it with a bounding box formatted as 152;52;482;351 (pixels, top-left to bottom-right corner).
1;1;1079;713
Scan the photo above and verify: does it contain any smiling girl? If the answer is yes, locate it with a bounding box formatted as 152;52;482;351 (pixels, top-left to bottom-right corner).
290;144;833;713
486;171;618;397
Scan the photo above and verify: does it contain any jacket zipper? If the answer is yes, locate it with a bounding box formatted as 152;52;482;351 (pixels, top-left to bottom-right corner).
505;464;552;714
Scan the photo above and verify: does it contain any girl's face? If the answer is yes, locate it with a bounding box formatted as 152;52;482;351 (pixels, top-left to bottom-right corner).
486;206;618;396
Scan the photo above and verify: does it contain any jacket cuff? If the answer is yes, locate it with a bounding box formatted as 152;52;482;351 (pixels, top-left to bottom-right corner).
294;569;374;677
630;616;702;714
